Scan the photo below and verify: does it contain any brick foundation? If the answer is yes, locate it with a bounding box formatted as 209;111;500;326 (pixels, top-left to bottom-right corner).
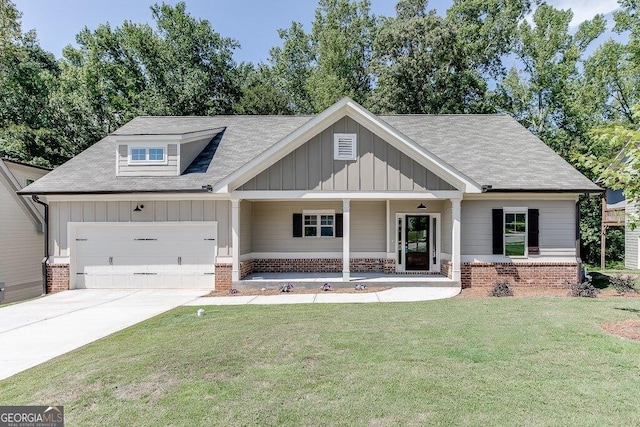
215;263;232;290
240;260;254;279
46;263;69;293
441;260;453;279
460;262;579;289
250;258;394;274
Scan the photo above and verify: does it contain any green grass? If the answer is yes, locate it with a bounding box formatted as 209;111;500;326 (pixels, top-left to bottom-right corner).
2;298;640;426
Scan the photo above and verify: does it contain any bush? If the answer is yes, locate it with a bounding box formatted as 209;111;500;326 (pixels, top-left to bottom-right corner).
568;278;599;298
609;275;638;294
489;281;513;297
354;284;366;291
320;283;332;291
228;288;239;295
279;283;294;293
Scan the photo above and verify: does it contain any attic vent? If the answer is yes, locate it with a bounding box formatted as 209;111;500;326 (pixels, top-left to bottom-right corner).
334;133;357;160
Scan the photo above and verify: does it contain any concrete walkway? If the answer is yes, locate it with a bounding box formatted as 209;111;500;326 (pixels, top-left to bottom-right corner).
184;286;461;306
0;289;207;380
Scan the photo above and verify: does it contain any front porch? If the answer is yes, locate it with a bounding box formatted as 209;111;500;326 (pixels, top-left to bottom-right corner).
236;272;458;290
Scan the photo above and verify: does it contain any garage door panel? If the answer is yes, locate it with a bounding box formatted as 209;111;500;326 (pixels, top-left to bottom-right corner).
73;222;217;289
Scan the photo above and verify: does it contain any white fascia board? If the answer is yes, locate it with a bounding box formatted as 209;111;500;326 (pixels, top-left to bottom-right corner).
216;97;481;194
231;190;463;200
108;129;221;145
43;193;231;203
464;193;581;201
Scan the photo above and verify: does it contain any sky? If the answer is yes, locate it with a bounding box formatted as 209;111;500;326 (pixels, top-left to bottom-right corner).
12;0;622;64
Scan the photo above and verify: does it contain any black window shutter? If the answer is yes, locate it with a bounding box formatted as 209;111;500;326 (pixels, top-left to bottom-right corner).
528;208;540;253
492;209;503;254
293;213;302;237
335;213;343;237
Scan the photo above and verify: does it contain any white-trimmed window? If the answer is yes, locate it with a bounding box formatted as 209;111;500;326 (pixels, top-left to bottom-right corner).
504;208;527;257
129;146;166;164
334;133;357;160
303;210;335;237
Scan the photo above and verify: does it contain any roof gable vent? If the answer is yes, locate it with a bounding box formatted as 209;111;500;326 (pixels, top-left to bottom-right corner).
334;133;357;161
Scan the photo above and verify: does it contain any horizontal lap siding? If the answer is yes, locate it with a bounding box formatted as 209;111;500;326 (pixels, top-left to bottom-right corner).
49;200;231;257
238;116;456;192
117;144;178;176
251;201;386;253
240;200;253;255
461;199;576;256
0;179;43;290
625;202;638;269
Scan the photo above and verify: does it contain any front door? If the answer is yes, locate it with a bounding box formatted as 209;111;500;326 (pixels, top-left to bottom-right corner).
405;215;430;270
396;213;439;272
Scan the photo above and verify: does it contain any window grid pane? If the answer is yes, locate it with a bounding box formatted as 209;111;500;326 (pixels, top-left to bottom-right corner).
132;148;146;161
504;212;526;256
148;148;164;161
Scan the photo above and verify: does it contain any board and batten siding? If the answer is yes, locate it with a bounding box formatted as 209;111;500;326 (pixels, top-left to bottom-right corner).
0;176;43;298
251;201;386;253
238;116;456;192
461;199;577;257
117;144;178;176
625;202;639;269
49;200;231;257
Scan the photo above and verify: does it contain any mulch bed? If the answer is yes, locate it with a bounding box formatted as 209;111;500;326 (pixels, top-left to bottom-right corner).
602;319;640;342
205;286;391;297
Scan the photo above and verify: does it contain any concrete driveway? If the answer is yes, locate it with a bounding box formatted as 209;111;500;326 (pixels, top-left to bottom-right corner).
0;289;207;380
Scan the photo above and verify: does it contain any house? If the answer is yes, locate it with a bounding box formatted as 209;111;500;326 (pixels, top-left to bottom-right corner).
0;158;49;302
19;98;601;292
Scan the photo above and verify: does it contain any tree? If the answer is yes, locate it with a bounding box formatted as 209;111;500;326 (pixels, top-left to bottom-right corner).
233;64;293;115
370;0;491;114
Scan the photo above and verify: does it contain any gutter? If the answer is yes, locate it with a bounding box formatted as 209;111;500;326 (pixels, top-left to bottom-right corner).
481;186;604;194
17;188;213;196
32;196;49;295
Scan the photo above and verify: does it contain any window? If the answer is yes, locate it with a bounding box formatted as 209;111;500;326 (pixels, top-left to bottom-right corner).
130;147;166;163
303;213;335;237
504;211;527;257
334;133;357;160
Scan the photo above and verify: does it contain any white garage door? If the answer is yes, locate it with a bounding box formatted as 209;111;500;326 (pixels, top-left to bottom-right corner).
72;222;217;289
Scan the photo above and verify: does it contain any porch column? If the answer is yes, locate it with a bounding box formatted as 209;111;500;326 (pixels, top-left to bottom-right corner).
451;198;461;282
231;198;240;282
342;199;350;282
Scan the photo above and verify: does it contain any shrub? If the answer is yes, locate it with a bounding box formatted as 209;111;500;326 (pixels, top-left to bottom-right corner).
279;283;294;293
489;281;513;297
320;283;332;291
568;278;599;298
228;288;239;295
609;275;638;294
354;284;366;291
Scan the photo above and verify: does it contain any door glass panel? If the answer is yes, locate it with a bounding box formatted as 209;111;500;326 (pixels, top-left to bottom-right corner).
405;215;430;270
397;217;403;265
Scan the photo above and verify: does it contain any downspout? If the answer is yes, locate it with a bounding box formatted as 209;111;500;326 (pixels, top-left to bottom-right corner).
576;196;583;284
32;195;49;295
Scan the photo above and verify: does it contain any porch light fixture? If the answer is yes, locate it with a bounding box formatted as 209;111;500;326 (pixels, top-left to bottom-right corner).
133;204;144;212
417;203;427;210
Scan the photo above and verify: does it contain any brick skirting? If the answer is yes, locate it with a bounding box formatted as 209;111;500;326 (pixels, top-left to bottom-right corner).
460;262;579;289
250;258;393;274
215;263;232;290
46;263;69;293
240;260;254;279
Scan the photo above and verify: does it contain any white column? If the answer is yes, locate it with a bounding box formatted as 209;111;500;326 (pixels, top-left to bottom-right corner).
385;199;390;253
342;199;350;282
451;198;461;282
231;199;240;282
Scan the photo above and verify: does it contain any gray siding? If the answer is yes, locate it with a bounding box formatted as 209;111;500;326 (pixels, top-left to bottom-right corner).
625;202;638;269
239;116;456;192
0;176;43;298
240;200;253;255
117;144;178;177
461;199;576;257
49;200;231;257
250;201;386;253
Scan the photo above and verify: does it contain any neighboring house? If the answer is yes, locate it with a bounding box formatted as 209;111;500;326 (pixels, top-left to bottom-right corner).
19;98;601;292
0;158;49;302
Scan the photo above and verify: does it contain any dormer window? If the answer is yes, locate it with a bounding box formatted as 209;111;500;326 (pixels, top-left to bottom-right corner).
128;146;166;165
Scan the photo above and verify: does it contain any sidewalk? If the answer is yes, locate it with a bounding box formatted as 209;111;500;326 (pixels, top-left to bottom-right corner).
183;286;461;306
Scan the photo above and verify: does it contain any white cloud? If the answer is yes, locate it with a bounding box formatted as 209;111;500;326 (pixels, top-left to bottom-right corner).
545;0;620;26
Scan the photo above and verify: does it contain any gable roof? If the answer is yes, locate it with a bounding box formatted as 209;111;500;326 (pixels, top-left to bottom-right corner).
0;158;45;228
19;98;600;195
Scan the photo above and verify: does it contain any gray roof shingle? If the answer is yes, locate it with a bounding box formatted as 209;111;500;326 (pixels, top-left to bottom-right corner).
20;112;600;195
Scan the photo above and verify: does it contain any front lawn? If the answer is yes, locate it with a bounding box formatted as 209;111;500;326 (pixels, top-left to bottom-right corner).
2;298;640;426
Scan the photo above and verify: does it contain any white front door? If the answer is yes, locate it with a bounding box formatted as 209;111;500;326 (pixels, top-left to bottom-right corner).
396;213;440;272
70;222;217;289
